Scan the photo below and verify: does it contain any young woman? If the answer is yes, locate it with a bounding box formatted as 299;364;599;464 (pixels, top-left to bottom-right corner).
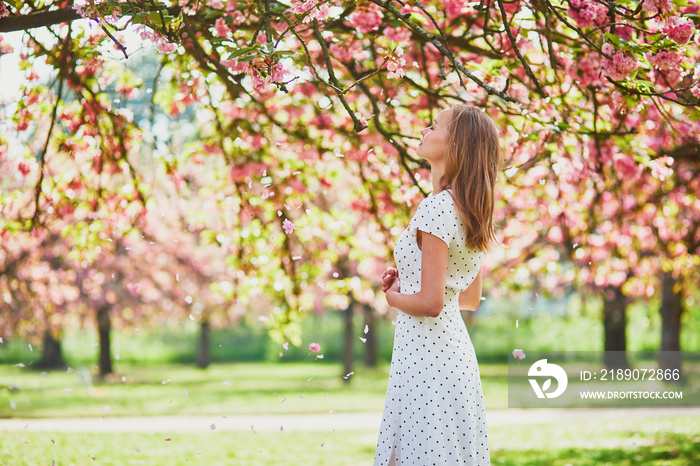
374;105;503;465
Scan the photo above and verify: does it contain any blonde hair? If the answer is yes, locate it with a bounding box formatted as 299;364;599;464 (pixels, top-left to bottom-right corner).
440;105;503;252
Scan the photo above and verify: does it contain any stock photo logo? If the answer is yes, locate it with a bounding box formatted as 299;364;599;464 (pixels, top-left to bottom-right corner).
528;359;569;399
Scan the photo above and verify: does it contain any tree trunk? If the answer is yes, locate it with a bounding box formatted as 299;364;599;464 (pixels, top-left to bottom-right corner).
659;271;683;372
38;328;65;369
197;320;211;368
343;295;354;384
362;303;377;368
602;285;629;369
96;304;113;377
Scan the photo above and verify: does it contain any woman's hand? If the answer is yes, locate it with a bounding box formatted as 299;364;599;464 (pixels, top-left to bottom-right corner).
381;267;399;293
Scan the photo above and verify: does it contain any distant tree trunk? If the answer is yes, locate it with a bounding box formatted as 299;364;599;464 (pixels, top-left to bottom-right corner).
659;271;683;372
602;285;629;369
38;328;65;369
96;304;113;377
362;303;377;368
343;294;354;384
197;320;211;368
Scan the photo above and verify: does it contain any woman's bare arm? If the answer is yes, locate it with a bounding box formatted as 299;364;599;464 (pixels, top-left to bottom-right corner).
386;231;447;318
459;268;482;311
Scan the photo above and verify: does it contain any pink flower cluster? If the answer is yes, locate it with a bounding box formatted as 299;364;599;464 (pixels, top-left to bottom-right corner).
283;218;295;234
309;342;321;352
214;17;229;37
386;47;406;79
571;52;605;86
569;0;608;28
0;3;9;17
134;25;178;54
443;0;472;19
0;35;13;54
601;43;638;81
347;3;383;34
647;49;685;70
663;16;695;44
291;0;331;24
648;156;674;180
642;0;675;17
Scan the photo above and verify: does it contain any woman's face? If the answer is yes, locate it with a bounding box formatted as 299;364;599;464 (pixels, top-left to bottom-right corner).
416;108;451;164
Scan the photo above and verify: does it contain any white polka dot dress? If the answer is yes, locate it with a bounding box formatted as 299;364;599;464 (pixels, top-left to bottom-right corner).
374;189;490;466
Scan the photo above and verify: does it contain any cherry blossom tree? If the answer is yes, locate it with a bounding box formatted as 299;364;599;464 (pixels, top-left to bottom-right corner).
1;0;700;374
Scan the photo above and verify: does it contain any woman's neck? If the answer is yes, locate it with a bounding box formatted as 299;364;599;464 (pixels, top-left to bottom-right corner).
431;161;445;194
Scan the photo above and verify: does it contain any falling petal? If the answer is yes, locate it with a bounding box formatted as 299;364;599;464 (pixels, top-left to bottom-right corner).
359;337;367;343
307;377;312;382
28;344;32;352
364;325;369;334
250;425;254;432
292;256;302;260
504;166;518;177
280;426;284;431
185;296;193;304
184;390;189;397
165;438;171;441
103;406;109;415
283;342;289;350
10;400;16;409
325;393;328;401
121;376;126;382
63;388;71;393
277;210;283;217
316;354;324;359
134;448;140;453
14;363;25;368
211;423;216;430
223;381;230;386
67;367;73;373
281;398;286;403
516;320;519;328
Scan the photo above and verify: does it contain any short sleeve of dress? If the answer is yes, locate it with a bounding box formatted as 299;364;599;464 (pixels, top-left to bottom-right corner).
407;191;457;247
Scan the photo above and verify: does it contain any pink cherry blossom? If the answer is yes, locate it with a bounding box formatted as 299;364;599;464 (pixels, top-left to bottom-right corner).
347;3;383;34
214;18;229;38
443;0;472;19
601;44;638;81
648;155;674;180
663;16;695;44
647;49;685;70
0;3;9;17
386;47;406;79
642;0;675;17
569;0;608;28
512;349;526;361
283;218;295;234
18;162;31;176
692;84;700;99
309;342;321;352
571;52;605;87
268;62;292;83
157;41;178;54
291;0;330;23
384;26;412;44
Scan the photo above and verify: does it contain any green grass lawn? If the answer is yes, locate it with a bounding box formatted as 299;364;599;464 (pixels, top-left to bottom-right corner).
1;416;698;465
2;362;700;464
0;361;508;418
